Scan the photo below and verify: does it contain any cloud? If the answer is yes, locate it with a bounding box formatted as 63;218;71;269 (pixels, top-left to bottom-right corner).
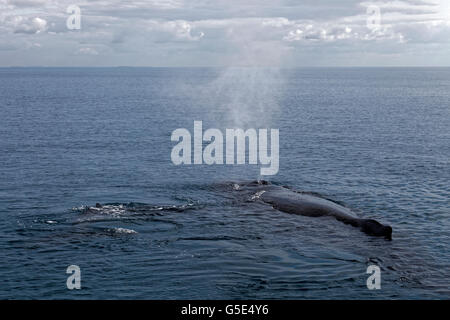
9;16;47;34
77;47;99;55
0;0;450;66
151;20;205;41
281;0;450;44
7;0;48;7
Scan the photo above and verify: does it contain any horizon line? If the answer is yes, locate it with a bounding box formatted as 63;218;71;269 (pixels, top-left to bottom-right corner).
1;65;450;68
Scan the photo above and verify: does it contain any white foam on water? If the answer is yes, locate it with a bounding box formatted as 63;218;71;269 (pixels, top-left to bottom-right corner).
110;227;138;234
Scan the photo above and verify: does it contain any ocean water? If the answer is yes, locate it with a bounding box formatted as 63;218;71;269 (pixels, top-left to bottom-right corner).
0;67;449;299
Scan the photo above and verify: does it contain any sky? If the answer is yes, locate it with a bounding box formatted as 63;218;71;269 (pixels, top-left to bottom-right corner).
0;0;450;67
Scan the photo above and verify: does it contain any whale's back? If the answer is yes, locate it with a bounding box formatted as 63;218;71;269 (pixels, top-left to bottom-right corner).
260;188;359;221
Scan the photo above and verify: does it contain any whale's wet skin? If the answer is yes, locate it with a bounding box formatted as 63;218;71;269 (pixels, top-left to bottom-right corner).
1;68;449;299
233;181;393;239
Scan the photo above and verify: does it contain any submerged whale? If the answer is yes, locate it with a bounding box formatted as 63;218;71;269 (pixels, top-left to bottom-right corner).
237;181;392;240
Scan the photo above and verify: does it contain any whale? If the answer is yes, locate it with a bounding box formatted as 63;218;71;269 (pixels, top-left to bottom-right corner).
236;181;392;240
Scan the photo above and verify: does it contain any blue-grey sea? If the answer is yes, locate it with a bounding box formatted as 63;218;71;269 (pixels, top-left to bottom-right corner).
0;67;449;299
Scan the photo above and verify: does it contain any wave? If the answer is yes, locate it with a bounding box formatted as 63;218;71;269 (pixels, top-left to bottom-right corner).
72;201;203;224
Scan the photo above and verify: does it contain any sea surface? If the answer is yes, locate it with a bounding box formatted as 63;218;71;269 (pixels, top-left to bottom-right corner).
0;67;449;299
